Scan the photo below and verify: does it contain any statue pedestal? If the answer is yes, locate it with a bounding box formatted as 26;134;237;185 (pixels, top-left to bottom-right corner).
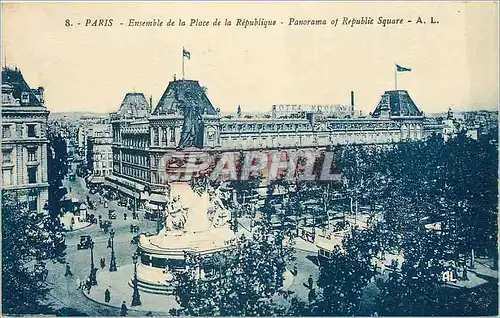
135;181;235;295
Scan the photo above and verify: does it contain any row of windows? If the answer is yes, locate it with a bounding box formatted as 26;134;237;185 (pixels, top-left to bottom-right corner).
2;123;39;139
94;152;112;160
1;167;38;186
219;131;407;149
152;128;176;146
2;147;39;164
221;123;310;133
121;165;149;182
94;161;112;169
121;153;149;166
94;169;113;177
122;137;149;148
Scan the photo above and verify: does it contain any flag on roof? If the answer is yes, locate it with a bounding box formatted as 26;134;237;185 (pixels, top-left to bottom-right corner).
183;48;191;60
396;64;411;72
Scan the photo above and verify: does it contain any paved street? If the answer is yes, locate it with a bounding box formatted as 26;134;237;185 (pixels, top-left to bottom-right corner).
44;175;161;316
40;174;498;316
41;175;326;315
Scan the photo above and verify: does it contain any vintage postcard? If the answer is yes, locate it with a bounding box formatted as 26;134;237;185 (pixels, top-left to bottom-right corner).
1;1;498;316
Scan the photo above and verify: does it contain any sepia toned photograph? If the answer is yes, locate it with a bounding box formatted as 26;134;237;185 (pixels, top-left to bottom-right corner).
1;1;498;316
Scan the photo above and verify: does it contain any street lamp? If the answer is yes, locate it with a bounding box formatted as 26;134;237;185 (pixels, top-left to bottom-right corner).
131;252;142;306
156;201;167;234
89;238;97;285
109;229;117;272
156;206;162;234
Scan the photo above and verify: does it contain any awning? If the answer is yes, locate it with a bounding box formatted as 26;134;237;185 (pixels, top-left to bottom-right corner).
145;203;163;210
115;184;140;199
105;175;117;182
149;193;168;204
88;176;105;184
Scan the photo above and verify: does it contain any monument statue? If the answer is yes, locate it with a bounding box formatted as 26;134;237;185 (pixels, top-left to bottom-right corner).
165;195;188;231
207;188;231;227
164;183;231;233
136;181;236;295
176;86;205;149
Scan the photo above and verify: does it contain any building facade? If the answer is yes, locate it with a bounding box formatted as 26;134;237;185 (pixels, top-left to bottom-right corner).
105;79;444;203
88;123;113;184
1;67;50;213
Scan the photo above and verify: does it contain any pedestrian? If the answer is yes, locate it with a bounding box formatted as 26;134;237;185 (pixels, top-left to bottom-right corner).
308;288;317;303
307;274;313;289
107;238;112;248
105;288;111;303
293;263;298;276
64;263;73;277
130;224;134;233
120;301;128;316
124;212;127;220
463;266;469;281
100;257;106;269
92;268;99;282
85;278;91;294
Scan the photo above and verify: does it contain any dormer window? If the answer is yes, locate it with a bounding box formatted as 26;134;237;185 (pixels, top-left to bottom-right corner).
21;92;29;104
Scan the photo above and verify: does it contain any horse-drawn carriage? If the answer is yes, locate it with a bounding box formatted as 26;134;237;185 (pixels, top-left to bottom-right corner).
108;209;117;220
77;235;93;250
101;220;112;233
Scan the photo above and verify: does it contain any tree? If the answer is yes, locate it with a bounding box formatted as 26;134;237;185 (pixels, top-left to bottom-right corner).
313;227;378;316
171;226;296;316
46;133;68;261
1;191;59;314
376;229;447;315
47;133;68;218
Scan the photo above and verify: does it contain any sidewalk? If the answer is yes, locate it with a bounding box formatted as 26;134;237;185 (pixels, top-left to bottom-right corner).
446;258;498;289
82;264;179;314
60;212;92;231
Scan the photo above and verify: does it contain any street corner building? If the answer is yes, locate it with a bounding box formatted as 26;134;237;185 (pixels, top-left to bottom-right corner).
1;67;50;213
105;75;445;205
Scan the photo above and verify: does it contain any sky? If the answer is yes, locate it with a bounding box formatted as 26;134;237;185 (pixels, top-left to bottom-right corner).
2;2;498;115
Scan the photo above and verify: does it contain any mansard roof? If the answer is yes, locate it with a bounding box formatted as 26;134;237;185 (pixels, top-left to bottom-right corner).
2;67;43;106
372;90;423;117
114;92;151;118
152;80;218;116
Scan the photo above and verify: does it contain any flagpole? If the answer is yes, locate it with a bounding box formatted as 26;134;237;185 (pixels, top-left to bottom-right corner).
394;65;398;91
182;47;185;80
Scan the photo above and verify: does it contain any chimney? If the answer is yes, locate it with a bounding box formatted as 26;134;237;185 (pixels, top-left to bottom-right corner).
150;95;153;108
350;91;355;116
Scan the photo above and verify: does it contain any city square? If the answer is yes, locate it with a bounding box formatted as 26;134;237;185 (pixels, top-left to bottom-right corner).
1;2;499;317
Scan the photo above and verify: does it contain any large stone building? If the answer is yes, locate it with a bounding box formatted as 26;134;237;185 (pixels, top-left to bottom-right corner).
1;67;49;213
87;123;113;185
105;79;443;205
